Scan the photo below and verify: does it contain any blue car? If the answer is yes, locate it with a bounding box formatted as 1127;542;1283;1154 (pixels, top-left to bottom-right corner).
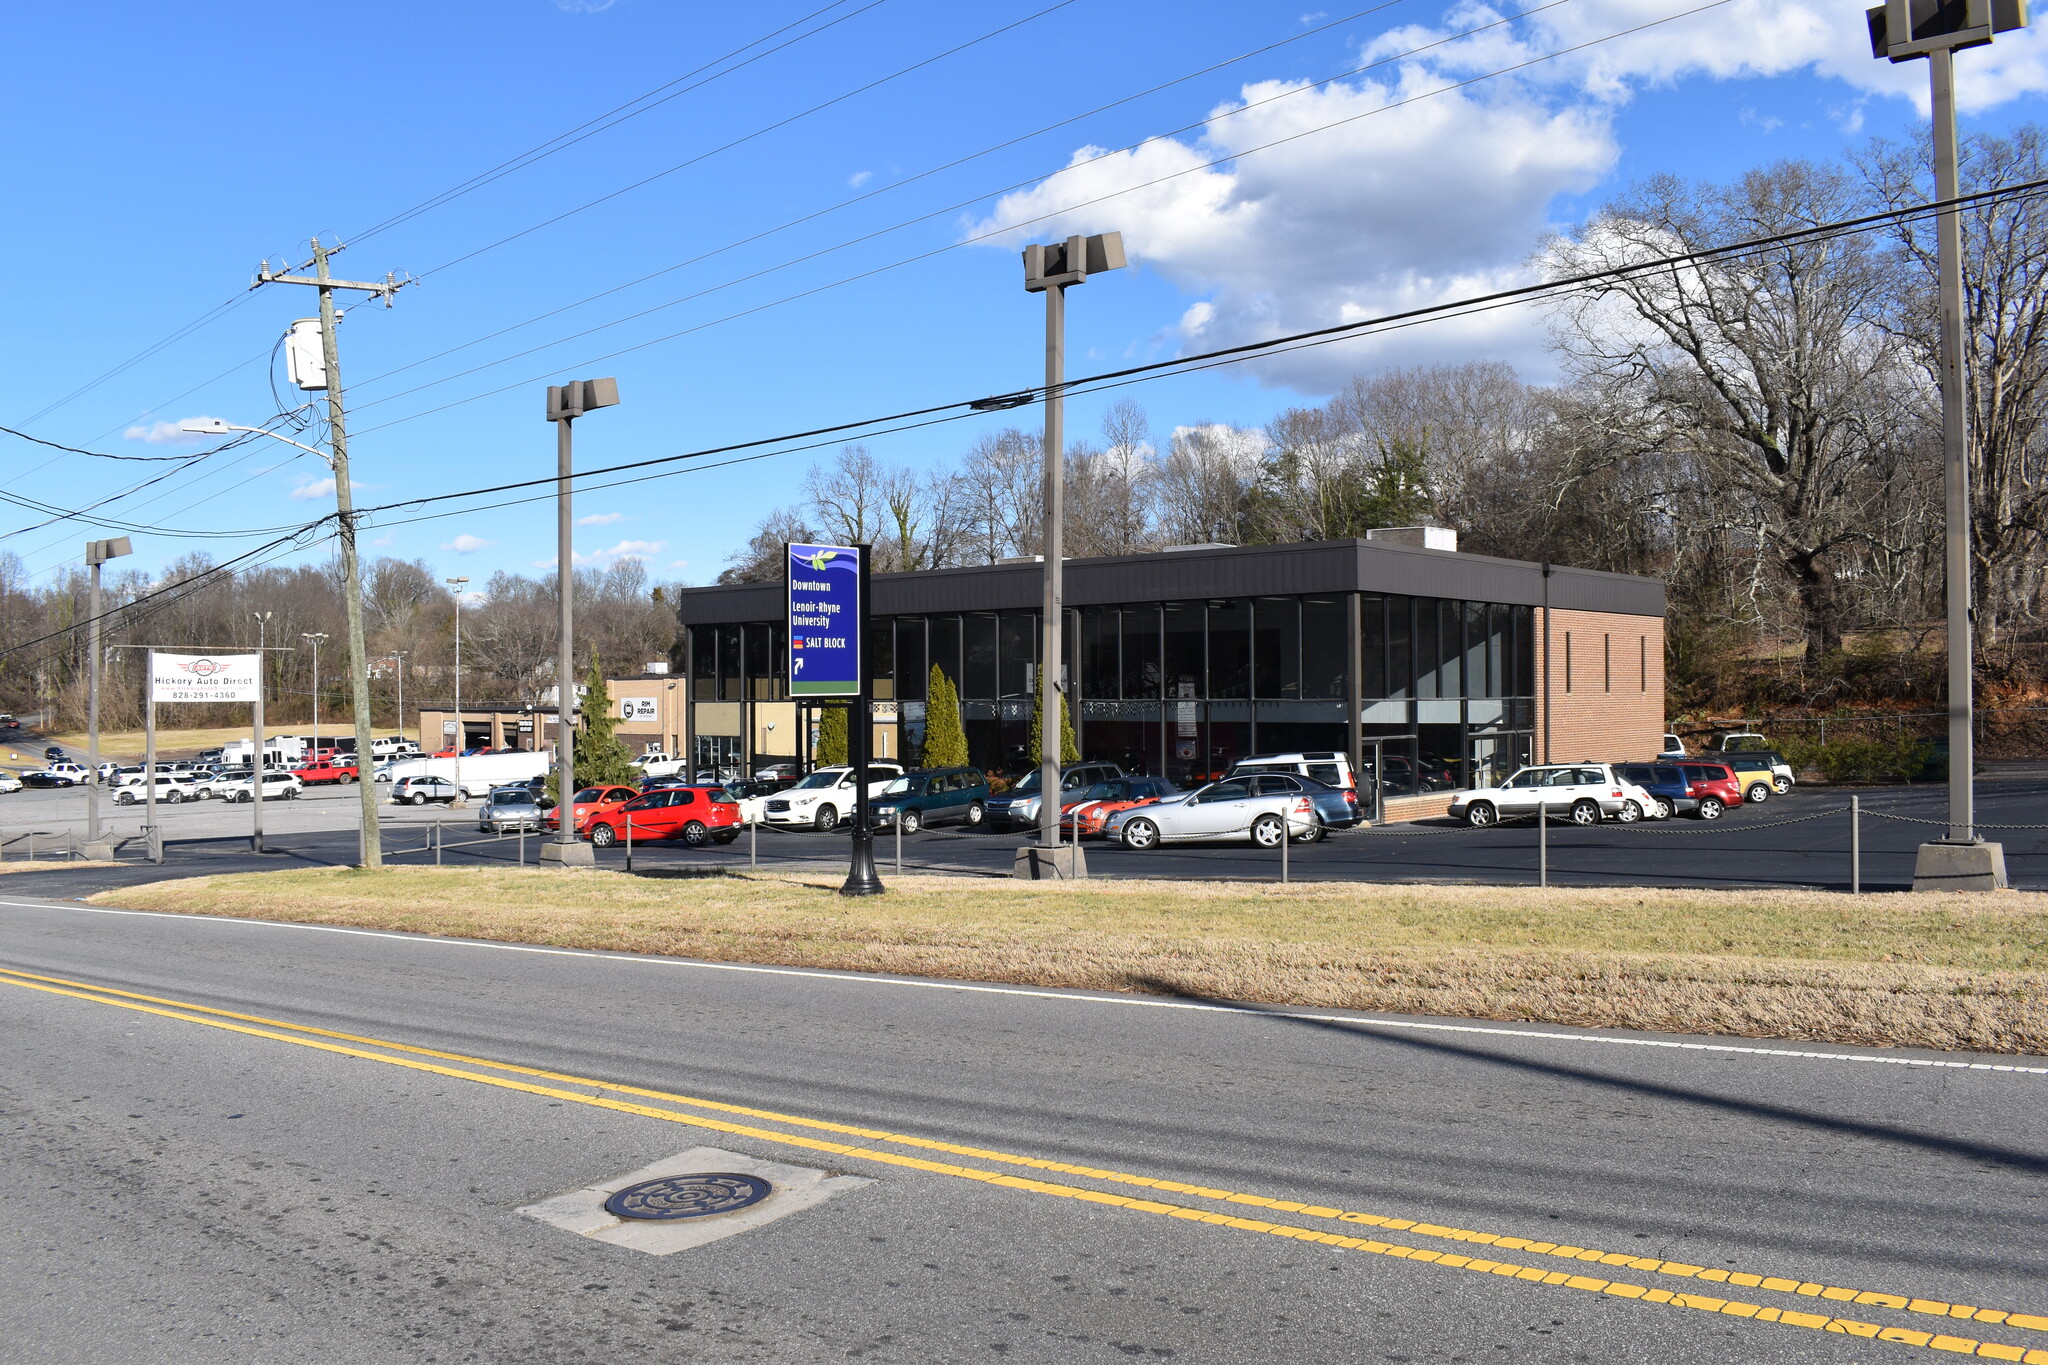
1241;771;1362;840
1615;763;1692;820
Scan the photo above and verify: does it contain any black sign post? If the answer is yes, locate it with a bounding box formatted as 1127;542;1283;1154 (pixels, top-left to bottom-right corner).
842;545;882;895
786;540;882;896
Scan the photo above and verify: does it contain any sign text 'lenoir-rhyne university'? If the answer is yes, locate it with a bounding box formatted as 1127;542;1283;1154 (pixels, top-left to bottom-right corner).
786;543;863;697
150;653;261;704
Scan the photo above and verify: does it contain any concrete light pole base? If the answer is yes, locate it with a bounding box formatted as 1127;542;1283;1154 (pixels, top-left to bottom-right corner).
541;840;596;868
81;840;116;862
1012;844;1087;880
1912;840;2008;892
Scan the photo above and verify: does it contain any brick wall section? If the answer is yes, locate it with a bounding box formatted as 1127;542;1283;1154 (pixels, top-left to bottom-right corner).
1536;607;1664;764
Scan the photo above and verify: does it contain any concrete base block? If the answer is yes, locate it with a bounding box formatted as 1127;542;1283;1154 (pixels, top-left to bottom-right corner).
1912;840;2008;892
1012;843;1088;880
539;839;596;867
81;840;116;861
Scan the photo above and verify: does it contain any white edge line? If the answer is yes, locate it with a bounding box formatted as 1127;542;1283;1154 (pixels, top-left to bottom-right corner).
5;897;2044;1076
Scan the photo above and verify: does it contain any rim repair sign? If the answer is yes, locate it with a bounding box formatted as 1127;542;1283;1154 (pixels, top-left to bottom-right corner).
786;543;863;697
151;652;261;703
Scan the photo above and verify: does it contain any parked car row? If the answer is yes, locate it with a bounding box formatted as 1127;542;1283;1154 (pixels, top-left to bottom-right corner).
1450;754;1793;828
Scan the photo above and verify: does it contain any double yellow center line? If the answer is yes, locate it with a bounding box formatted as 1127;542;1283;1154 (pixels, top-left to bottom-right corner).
2;962;2041;1361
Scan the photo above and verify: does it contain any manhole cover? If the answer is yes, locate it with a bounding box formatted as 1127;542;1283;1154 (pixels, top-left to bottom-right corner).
603;1173;774;1221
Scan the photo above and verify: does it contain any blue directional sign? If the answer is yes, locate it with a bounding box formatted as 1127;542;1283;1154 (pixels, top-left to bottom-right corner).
786;543;864;696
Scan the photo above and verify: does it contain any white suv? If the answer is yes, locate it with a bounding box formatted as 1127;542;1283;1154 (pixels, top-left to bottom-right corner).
759;764;905;831
212;770;304;803
1450;764;1659;828
112;771;199;804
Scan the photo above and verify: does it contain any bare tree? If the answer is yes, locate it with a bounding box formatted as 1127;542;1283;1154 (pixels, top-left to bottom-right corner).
1544;161;1916;666
1861;125;2048;646
1154;423;1261;545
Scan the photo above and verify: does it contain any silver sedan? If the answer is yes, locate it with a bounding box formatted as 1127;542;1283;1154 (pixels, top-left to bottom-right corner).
1103;777;1320;850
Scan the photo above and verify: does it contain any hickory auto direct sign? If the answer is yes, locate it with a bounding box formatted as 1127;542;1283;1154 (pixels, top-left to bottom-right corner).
150;652;261;704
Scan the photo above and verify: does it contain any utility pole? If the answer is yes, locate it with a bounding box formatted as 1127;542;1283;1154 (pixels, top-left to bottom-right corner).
447;577;469;803
1868;0;2024;890
542;379;619;868
1019;232;1124;878
252;239;412;869
303;633;326;756
387;652;408;748
82;536;132;861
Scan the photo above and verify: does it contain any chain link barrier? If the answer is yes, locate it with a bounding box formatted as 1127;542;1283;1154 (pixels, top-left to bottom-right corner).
1862;809;2048;831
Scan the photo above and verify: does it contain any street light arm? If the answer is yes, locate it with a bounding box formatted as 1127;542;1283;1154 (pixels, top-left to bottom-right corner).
179;420;333;468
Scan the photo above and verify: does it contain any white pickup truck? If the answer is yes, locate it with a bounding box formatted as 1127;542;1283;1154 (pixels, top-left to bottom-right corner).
630;750;688;779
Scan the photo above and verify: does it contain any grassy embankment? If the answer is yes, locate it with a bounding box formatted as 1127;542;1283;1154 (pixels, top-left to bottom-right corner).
92;867;2048;1055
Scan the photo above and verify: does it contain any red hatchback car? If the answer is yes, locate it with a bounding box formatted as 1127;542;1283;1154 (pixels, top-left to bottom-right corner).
544;784;641;835
1676;761;1743;819
587;785;742;848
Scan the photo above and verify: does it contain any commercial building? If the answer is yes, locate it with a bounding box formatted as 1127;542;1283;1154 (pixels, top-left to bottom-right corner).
411;669;686;758
672;536;1664;815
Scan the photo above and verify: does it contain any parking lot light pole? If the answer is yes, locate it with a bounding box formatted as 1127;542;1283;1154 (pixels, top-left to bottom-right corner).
541;378;619;868
1020;231;1124;873
302;633;327;758
446;577;469;805
82;536;133;860
1868;0;2026;890
252;612;272;853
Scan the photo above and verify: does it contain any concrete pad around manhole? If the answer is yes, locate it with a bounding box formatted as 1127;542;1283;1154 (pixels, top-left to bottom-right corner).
518;1146;872;1255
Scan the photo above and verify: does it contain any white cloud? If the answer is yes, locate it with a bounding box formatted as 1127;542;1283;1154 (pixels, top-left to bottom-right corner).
963;0;2048;392
441;533;494;553
288;476;336;501
575;511;624;526
554;0;615;11
574;538;664;567
123;416;222;445
848;169;874;188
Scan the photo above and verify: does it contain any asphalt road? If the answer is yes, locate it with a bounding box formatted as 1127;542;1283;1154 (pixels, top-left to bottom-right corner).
1;895;2043;1363
4;776;2047;897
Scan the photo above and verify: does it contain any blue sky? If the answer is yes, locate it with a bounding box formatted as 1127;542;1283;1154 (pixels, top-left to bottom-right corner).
6;0;2047;592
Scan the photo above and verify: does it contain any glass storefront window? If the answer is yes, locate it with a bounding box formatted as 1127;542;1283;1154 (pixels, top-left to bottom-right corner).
998;611;1035;698
1208;599;1250;698
869;617;895;699
1513;605;1535;696
690;624;715;700
1163;601;1203;701
716;624;741;703
1387;595;1411;700
930;614;962;696
1358;595;1386;699
1081;607;1119;698
1252;597;1299;699
896;617;927;701
743;622;771;700
1121;605;1160;699
1302;596;1346;700
1414;600;1438;699
1437;600;1462;699
1465;601;1488;700
963;613;998;699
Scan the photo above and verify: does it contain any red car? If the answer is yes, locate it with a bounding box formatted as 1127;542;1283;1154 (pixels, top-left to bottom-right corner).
544;784;641;835
587;785;742;848
1059;776;1179;838
1676;761;1743;819
293;757;359;785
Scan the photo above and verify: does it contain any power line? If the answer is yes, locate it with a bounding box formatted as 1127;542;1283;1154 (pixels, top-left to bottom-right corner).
349;0;1637;430
417;0;1083;280
3;2;888;455
0;424;219;462
349;0;1421;395
348;0;886;245
344;174;2048;526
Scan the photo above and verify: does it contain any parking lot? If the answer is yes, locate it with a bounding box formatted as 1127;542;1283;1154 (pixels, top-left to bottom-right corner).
3;770;2045;897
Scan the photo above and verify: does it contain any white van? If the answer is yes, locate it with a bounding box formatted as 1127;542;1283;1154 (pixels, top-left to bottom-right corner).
1229;751;1355;791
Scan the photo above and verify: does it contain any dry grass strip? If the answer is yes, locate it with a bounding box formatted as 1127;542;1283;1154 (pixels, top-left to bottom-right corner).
90;867;2048;1055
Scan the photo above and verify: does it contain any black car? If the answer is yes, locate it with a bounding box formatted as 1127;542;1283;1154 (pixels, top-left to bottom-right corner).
44;746;67;762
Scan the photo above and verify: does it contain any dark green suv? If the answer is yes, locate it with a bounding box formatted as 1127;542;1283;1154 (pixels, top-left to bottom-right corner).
871;767;990;832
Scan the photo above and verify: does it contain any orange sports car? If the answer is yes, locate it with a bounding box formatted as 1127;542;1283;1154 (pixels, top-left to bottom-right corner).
1058;776;1180;838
